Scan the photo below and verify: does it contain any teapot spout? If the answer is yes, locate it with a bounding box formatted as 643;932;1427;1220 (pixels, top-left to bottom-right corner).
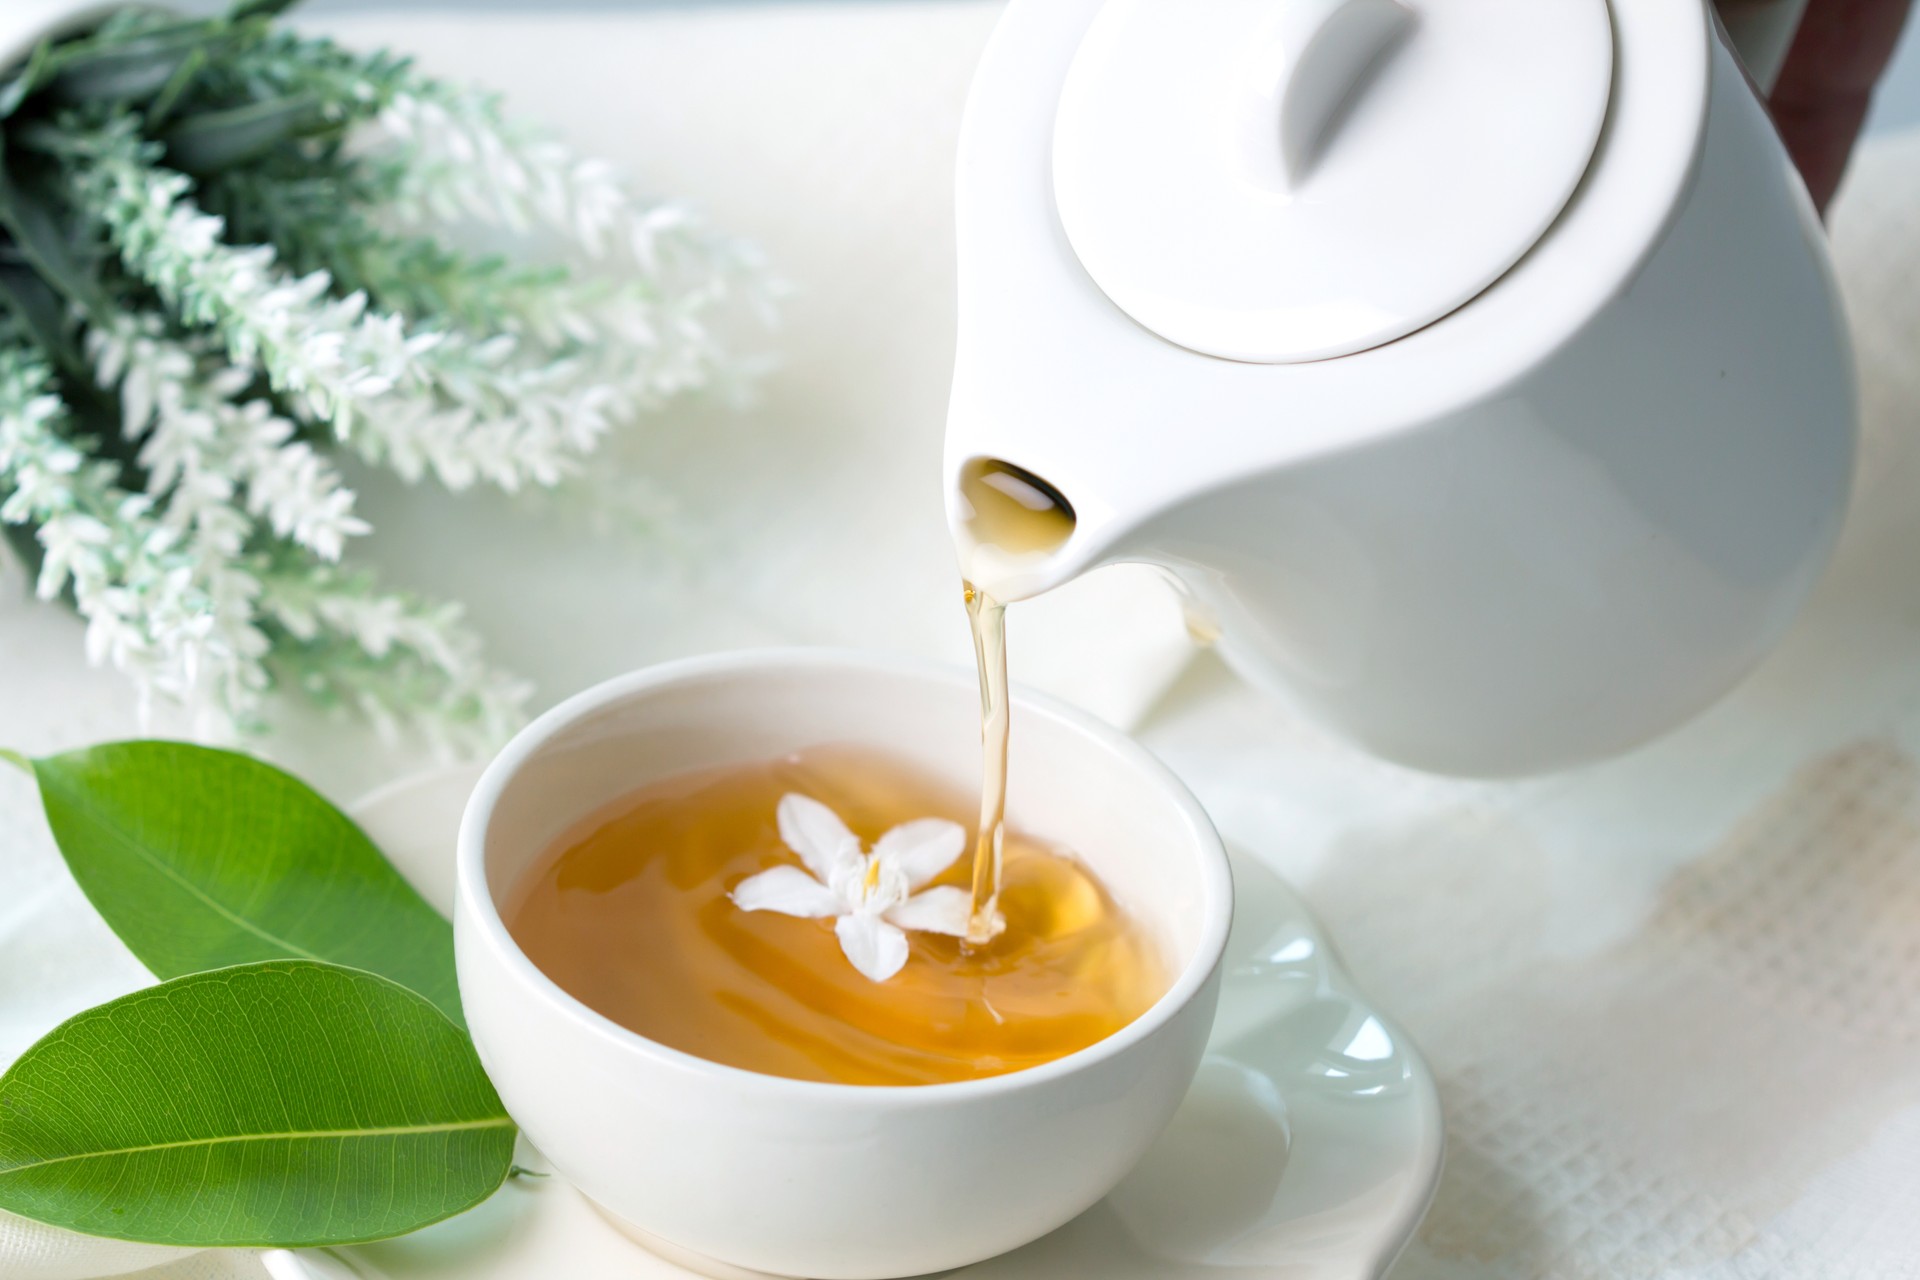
945;452;1155;603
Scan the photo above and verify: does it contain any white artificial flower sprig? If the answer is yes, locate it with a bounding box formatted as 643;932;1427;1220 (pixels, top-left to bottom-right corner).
376;86;747;277
368;79;773;429
256;562;530;752
71;121;402;424
0;339;270;725
87;312;370;561
67;116;608;493
0;20;768;746
212;27;771;420
3;321;527;744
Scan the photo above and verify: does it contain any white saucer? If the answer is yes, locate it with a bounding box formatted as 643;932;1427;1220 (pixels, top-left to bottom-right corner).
276;765;1441;1280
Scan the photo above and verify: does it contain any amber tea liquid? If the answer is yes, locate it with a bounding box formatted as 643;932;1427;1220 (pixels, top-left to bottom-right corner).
505;746;1165;1087
956;457;1078;938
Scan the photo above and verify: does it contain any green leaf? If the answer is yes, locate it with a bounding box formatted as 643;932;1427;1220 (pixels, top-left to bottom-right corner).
0;961;515;1246
144;46;209;130
0;41;58;120
0;265;84;377
27;741;463;1026
43;28;214;106
0;140;107;315
162;94;325;174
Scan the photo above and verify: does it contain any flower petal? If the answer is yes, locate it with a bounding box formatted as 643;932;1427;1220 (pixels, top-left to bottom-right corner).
732;866;844;918
885;886;975;938
873;817;967;890
777;793;863;883
835;913;910;983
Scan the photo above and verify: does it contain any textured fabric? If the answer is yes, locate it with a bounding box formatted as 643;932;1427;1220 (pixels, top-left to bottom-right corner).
2;4;1920;1278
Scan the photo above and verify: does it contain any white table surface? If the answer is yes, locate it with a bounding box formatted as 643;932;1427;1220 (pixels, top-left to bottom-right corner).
8;4;1920;1278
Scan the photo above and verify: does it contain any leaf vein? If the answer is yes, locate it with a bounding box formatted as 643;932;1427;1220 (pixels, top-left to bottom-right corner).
0;1117;514;1176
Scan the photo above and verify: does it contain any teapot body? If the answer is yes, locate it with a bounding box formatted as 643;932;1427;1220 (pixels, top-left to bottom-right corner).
946;1;1854;775
1159;32;1850;774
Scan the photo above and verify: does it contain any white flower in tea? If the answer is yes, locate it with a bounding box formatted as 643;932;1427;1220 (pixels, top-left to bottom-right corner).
732;794;988;982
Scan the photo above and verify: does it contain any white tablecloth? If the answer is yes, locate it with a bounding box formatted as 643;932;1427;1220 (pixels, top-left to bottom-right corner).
6;4;1920;1277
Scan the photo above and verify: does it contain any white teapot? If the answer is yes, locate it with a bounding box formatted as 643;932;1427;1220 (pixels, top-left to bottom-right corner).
945;0;1855;775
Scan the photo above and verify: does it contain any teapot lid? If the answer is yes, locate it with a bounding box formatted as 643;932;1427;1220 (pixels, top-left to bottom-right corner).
1052;0;1614;364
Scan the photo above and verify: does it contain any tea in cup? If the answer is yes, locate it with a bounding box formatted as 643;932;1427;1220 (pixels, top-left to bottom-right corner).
505;742;1170;1086
456;650;1231;1278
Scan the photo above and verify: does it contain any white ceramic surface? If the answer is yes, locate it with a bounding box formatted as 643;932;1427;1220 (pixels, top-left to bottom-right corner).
299;752;1442;1280
949;0;1856;775
454;651;1234;1279
1053;0;1612;362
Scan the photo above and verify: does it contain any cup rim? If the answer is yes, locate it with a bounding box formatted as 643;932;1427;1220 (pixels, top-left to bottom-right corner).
456;647;1232;1102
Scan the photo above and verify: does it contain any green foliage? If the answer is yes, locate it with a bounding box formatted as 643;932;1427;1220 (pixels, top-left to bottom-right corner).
0;961;514;1246
0;739;518;1246
23;740;462;1025
0;0;768;1233
160;92;324;173
0;0;760;740
5;11;253;118
0;136;109;317
0;3;375;321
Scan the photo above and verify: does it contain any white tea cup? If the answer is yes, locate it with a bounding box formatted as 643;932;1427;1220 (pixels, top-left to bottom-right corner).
456;649;1232;1278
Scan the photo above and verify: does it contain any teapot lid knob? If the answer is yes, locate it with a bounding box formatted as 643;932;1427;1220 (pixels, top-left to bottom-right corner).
1053;0;1614;364
1272;0;1414;186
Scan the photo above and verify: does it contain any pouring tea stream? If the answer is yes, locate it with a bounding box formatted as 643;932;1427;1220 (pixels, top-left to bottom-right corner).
947;0;1855;776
